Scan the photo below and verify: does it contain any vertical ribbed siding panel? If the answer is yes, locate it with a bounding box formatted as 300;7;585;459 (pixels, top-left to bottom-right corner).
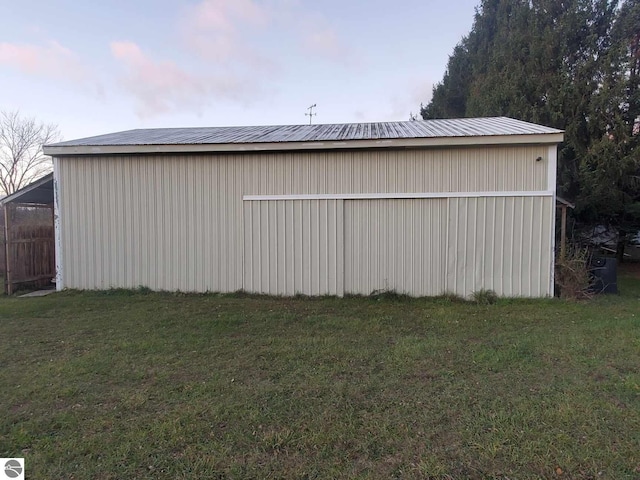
242;199;343;296
241;146;549;195
57;155;244;292
446;196;553;297
344;199;447;296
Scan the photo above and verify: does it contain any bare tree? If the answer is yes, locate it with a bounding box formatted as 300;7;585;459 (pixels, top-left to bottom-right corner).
0;110;61;196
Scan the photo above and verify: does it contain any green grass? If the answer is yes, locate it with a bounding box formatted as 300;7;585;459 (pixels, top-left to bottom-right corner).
0;273;639;479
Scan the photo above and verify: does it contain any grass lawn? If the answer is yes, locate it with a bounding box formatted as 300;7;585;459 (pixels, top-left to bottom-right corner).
1;271;639;479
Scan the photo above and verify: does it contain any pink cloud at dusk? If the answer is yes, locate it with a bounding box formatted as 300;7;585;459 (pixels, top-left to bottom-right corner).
267;2;356;66
110;41;258;118
190;0;268;31
0;41;93;84
181;0;270;64
181;0;353;70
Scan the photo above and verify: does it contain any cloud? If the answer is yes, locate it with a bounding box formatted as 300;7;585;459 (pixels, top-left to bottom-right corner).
115;2;361;118
111;41;258;118
269;1;355;66
181;0;273;68
0;41;93;84
301;24;357;67
181;0;355;69
191;0;268;31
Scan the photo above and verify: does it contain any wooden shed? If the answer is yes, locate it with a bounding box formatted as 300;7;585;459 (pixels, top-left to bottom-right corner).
44;117;563;297
1;173;55;294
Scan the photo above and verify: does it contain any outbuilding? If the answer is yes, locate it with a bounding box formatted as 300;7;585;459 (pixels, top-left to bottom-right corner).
1;173;55;294
44;117;563;297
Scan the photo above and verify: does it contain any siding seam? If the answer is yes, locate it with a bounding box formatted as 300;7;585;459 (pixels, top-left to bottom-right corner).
243;191;553;201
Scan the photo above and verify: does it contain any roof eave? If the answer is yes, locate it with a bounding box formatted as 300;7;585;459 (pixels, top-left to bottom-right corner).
0;172;54;206
44;132;564;156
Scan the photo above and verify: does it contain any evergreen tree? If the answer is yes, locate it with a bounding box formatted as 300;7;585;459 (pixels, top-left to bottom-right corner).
422;43;472;119
421;0;640;259
578;0;640;259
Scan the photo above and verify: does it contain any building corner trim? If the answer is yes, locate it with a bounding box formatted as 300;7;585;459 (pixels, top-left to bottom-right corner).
53;158;64;291
548;145;558;296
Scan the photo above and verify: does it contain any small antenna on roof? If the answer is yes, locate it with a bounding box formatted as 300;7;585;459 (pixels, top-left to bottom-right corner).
305;104;317;125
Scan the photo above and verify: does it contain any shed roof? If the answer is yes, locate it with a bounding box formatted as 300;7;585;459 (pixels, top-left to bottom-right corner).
0;173;53;206
556;196;576;209
44;117;564;156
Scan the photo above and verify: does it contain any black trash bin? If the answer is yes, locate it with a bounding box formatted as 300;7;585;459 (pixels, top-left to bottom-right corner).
590;257;618;294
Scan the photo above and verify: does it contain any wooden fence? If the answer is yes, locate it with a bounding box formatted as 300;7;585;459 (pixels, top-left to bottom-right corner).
3;203;55;295
0;209;5;275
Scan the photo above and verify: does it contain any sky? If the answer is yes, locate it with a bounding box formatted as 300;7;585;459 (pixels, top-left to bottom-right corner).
0;0;480;141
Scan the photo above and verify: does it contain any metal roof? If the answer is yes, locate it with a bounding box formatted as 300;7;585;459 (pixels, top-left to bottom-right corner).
48;117;562;148
0;173;54;206
44;117;564;156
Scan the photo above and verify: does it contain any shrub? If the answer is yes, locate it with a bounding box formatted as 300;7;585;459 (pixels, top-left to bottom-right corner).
369;288;411;302
471;289;499;305
555;245;593;300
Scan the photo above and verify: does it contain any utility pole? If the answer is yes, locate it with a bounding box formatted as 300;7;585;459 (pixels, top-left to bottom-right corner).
305;104;317;125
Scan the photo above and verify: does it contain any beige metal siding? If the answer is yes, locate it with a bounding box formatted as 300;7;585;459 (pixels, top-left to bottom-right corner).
243;200;343;296
446;196;553;297
242;146;549;195
344;199;448;296
56;143;554;295
57;155;243;291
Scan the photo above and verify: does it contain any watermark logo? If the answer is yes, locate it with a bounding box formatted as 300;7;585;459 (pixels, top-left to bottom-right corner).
1;459;24;480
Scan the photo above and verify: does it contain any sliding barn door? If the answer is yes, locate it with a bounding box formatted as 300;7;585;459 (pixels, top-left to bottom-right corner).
243;199;344;296
343;199;448;296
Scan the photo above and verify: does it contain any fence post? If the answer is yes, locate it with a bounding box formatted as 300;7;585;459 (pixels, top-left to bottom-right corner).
560;205;567;260
4;204;12;295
